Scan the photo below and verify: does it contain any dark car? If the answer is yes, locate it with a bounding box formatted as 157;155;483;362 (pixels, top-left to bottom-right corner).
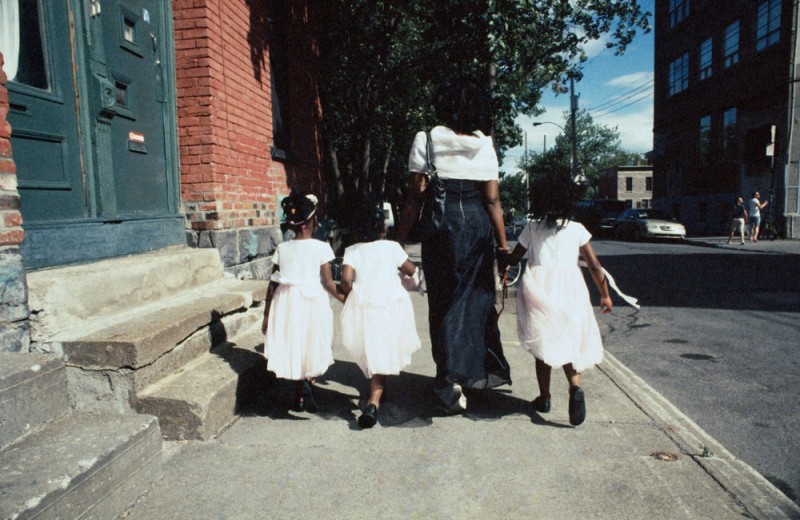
574;199;628;237
613;208;686;241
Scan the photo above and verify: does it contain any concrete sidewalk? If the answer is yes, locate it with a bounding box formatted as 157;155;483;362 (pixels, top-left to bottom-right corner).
685;235;800;255
119;245;800;520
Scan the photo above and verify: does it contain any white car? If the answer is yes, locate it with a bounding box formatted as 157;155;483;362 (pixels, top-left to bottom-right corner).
613;209;686;241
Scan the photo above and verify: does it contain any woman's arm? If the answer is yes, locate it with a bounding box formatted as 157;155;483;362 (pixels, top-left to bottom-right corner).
482;180;509;252
394;172;428;246
579;242;613;313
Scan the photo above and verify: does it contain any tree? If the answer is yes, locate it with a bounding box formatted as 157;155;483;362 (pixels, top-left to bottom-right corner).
499;172;528;217
315;1;650;225
521;110;645;200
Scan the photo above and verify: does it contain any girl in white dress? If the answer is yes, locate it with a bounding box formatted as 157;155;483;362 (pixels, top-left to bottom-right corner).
340;204;422;428
261;192;344;413
506;172;613;426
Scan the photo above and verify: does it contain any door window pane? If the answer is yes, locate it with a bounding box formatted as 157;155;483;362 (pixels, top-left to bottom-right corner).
2;0;50;89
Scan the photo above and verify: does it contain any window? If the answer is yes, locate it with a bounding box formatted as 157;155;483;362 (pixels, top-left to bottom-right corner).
723;108;737;156
699;115;711;159
699;38;712;80
646;177;653;191
757;0;781;51
724;21;740;68
668;53;690;96
625;177;633;191
1;0;51;90
669;0;690;27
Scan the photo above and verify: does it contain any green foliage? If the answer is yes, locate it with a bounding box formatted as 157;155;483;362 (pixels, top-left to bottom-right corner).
315;1;651;225
522;110;645;200
499;172;529;216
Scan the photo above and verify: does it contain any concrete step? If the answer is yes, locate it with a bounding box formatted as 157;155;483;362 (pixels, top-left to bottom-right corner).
0;412;161;520
28;247;225;344
135;324;266;440
54;278;265;371
0;353;69;450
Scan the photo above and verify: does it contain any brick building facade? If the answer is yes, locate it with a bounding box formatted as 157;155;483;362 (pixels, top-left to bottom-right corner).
0;1;323;351
598;165;654;209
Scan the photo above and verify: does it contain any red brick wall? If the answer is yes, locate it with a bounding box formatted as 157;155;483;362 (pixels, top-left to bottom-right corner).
173;0;323;232
0;53;23;248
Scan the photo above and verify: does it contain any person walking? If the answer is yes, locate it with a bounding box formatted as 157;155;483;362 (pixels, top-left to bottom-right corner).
261;192;344;413
340;202;422;429
748;191;768;242
727;196;748;245
506;171;613;426
395;75;512;414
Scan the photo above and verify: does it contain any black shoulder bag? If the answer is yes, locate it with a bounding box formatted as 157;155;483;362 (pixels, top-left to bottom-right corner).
414;131;445;241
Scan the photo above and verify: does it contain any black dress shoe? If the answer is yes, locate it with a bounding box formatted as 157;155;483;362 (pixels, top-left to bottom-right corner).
292;394;305;412
568;387;585;426
531;395;551;413
358;404;378;429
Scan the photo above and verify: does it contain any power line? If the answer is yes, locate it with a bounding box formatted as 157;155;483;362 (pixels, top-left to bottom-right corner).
587;80;654;113
592;90;653;119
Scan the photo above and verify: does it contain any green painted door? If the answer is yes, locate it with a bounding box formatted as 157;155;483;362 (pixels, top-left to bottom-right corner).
91;0;174;216
7;0;86;223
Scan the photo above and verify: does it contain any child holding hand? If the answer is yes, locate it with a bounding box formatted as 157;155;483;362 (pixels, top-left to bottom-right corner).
262;192;344;413
340;203;422;429
506;173;613;426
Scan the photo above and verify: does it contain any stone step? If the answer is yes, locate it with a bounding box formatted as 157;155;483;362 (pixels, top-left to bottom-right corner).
54;278;265;371
28;247;226;344
0;412;161;520
0;353;69;450
135;324;266;440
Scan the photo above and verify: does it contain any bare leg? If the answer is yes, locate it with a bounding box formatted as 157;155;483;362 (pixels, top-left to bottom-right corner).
535;358;552;398
562;363;581;389
367;374;387;408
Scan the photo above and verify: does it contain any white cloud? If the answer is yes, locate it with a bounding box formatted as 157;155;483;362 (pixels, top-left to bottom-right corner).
606;71;654;88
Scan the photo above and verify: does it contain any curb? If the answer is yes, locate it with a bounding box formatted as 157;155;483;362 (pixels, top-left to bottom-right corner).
599;352;800;520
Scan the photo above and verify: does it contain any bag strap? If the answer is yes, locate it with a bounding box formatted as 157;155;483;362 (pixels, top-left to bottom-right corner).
425;131;437;178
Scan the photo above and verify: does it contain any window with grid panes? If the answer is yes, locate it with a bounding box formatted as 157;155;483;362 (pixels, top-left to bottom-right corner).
724;21;740;68
668;52;689;96
699;115;711;160
723;107;737;156
756;0;781;51
699;38;712;80
669;0;690;27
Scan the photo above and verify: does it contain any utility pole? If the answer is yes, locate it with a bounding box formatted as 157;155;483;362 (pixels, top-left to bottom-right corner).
524;131;529;213
570;77;579;181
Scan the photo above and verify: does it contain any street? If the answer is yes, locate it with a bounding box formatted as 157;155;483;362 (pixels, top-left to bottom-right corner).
590;238;800;505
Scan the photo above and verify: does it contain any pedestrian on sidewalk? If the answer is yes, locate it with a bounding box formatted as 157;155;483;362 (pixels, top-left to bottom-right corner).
261;192;345;413
727;196;748;245
506;171;613;426
395;74;512;414
748;191;768;242
339;201;422;429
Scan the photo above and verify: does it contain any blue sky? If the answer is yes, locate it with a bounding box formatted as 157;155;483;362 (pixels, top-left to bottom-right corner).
503;7;655;173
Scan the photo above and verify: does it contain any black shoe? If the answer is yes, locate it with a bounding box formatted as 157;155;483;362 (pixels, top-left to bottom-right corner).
569;387;585;426
358;404;378;429
302;382;319;413
292;394;305;412
531;395;551;413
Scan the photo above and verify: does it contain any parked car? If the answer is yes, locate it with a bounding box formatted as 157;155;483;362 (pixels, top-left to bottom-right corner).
574;199;628;237
613;208;686;241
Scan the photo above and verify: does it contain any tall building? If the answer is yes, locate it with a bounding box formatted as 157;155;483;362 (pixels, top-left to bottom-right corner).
653;0;800;237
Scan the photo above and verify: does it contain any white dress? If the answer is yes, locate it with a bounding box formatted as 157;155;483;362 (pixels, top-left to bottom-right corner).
340;240;421;378
516;220;604;372
264;239;336;380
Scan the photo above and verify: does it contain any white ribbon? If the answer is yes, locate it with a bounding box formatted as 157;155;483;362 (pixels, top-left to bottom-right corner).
579;261;640;310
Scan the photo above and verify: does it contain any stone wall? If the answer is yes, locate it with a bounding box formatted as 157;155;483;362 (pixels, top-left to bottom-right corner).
0;53;30;353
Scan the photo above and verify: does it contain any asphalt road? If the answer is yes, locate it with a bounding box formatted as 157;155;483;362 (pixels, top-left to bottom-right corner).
589;238;800;506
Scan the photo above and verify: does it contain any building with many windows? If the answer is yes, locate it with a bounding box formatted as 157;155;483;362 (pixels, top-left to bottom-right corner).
653;0;800;237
